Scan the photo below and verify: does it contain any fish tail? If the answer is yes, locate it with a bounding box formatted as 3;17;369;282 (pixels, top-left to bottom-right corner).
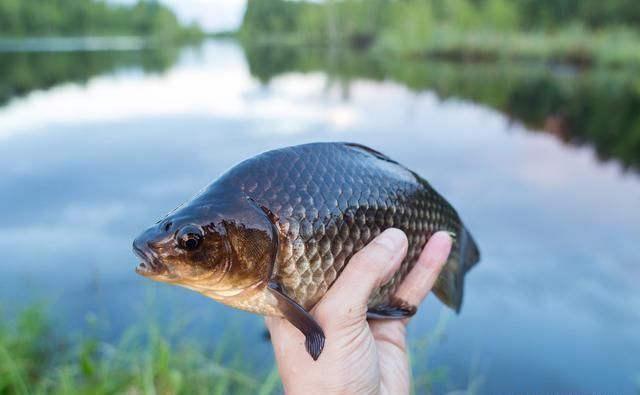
432;226;480;313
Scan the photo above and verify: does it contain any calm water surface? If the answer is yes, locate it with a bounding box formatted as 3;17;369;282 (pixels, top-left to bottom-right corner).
1;40;639;394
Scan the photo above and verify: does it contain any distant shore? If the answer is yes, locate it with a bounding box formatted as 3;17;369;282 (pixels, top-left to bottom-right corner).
238;0;640;69
237;27;640;70
0;36;152;53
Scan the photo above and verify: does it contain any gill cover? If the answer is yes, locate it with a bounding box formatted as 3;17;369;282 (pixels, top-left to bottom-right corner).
134;183;279;297
211;195;279;291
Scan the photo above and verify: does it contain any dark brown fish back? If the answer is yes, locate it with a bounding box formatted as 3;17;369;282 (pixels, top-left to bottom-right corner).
218;142;479;312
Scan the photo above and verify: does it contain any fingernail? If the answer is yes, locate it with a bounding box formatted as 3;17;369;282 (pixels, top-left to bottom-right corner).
430;231;453;262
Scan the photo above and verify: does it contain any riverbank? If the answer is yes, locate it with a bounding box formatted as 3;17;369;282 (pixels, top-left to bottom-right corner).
239;25;640;70
0;37;150;53
0;35;206;53
386;26;640;68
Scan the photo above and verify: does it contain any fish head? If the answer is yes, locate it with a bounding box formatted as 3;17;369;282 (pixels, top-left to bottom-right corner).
133;192;277;299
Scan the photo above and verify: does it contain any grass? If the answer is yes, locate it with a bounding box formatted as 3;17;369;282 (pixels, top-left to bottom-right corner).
0;305;280;395
0;304;476;395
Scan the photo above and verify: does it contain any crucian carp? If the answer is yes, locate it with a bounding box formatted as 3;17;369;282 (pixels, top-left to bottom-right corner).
133;142;480;360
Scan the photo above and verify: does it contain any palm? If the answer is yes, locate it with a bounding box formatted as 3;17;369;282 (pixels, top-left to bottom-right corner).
372;320;411;394
266;230;452;395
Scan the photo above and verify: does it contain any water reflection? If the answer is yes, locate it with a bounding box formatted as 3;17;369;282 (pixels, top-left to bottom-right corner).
0;44;181;106
3;41;640;172
0;41;639;394
243;43;640;171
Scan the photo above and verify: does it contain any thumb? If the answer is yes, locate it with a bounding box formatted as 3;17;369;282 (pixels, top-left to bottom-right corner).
314;228;408;329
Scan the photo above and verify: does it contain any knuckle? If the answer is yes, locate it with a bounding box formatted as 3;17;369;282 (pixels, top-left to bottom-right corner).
368;240;397;262
359;229;406;261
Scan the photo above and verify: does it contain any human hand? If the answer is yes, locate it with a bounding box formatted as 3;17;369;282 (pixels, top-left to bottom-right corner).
265;228;453;395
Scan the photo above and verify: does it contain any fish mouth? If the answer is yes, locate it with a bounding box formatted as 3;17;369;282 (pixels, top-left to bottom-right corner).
133;243;168;278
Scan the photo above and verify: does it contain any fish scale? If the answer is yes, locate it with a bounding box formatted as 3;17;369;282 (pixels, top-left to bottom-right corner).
223;142;476;311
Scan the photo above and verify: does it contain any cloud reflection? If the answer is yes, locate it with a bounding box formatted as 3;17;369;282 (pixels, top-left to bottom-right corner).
0;43;363;140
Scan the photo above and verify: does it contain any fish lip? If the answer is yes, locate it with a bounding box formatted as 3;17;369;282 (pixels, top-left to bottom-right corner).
135;261;161;276
133;242;168;277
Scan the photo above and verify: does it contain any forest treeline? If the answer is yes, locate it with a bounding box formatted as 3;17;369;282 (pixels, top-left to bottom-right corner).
240;0;640;67
0;0;203;39
242;0;640;34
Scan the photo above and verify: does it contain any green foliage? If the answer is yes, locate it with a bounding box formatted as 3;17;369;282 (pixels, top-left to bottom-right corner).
0;306;280;395
0;304;460;394
239;0;390;47
239;0;640;67
482;0;519;32
442;0;480;31
239;0;304;42
0;305;53;395
379;0;434;54
514;0;640;29
0;0;204;40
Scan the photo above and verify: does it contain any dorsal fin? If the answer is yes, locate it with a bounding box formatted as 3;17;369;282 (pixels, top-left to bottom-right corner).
343;142;400;165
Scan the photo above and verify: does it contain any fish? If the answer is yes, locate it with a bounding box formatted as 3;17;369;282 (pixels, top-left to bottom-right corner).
133;142;480;360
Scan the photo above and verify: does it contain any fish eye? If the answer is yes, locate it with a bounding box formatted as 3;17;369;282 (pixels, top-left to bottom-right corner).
176;225;203;251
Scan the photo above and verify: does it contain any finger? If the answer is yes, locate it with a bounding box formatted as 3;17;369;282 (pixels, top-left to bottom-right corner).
314;228;408;326
393;231;452;307
369;233;450;341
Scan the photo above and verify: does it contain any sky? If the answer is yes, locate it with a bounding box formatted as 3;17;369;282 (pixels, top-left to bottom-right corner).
112;0;247;32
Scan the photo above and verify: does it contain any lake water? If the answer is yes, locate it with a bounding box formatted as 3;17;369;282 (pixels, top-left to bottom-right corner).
1;40;639;394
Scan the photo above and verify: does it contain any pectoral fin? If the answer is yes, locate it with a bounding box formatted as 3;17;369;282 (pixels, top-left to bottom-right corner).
267;281;325;360
367;298;417;319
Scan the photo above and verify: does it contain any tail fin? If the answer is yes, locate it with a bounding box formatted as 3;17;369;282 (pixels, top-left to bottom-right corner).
432;226;480;312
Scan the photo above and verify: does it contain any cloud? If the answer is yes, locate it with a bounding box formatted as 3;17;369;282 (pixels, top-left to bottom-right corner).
166;0;247;31
109;0;247;31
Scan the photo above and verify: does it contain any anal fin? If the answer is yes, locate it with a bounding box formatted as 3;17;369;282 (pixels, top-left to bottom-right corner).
267;281;325;360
